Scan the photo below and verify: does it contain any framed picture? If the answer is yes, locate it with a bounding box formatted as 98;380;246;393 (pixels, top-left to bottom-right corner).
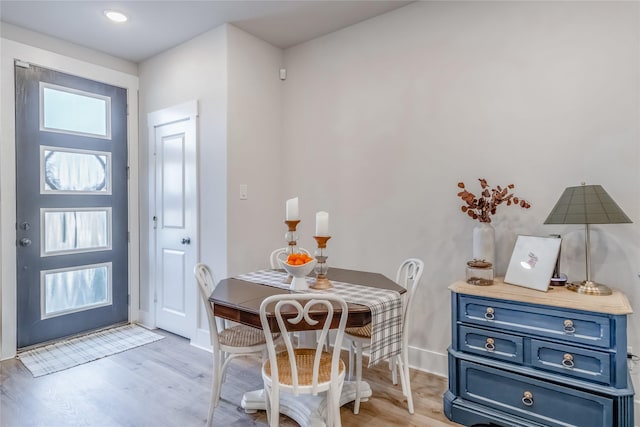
504;235;562;292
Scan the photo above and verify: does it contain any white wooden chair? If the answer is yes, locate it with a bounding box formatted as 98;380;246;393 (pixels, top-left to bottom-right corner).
269;247;311;269
194;262;279;427
345;258;424;415
259;293;349;427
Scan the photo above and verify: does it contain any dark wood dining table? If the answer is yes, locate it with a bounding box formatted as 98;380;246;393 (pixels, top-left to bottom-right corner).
208;266;406;425
209;267;406;332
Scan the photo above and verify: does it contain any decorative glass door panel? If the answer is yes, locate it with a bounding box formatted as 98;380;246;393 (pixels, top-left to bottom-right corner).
16;63;128;348
41;146;111;194
41;208;112;256
42;263;112;319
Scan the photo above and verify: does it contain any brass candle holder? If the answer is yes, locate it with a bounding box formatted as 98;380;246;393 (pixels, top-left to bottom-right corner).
282;220;301;284
310;235;332;289
284;220;301;254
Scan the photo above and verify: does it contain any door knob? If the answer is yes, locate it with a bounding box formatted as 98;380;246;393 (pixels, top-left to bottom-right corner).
19;238;32;247
181;237;191;245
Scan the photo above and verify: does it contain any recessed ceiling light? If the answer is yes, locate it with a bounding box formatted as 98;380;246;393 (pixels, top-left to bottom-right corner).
104;10;128;23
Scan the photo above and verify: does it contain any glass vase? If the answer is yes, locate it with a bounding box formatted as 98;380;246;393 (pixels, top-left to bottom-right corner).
472;222;495;265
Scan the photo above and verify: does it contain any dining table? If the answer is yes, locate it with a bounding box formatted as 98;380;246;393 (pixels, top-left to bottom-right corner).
209;266;406;426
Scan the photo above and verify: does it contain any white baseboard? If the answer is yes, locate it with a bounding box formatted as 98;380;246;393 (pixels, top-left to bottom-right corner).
408;345;448;378
190;327;212;352
137;310;154;329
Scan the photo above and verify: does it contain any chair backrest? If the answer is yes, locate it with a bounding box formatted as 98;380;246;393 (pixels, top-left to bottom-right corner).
194;262;220;352
269;247;311;269
395;258;424;330
259;293;348;394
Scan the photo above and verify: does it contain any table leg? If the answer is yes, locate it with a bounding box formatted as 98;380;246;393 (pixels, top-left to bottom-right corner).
241;381;372;424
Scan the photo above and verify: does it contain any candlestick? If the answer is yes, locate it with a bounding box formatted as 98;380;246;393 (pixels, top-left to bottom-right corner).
282;220;301;284
285;197;299;221
284;220;301;254
310;235;332;289
315;211;329;236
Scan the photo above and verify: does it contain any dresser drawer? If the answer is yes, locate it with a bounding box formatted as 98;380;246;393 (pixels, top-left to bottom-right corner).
530;339;613;386
458;295;611;348
458;325;523;364
459;360;613;427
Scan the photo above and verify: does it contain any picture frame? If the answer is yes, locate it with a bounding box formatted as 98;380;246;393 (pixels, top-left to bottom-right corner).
504;235;562;292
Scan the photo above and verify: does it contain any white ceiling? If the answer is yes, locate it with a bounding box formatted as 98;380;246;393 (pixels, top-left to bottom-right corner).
0;1;413;63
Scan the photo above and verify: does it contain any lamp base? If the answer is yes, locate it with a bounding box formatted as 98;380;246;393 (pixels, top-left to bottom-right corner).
565;280;612;296
549;273;567;286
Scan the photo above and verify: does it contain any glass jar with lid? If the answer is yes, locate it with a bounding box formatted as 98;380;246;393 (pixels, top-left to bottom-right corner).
466;259;494;286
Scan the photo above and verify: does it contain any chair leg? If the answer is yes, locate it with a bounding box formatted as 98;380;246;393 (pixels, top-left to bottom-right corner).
206;371;216;427
264;386;271;425
397;352;414;414
348;341;354;381
269;386;280;427
353;341;363;415
390;356;398;385
207;351;222;426
327;377;344;427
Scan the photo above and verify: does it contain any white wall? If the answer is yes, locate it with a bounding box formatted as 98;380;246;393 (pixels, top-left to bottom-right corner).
226;25;285;276
282;0;640;389
0;37;139;360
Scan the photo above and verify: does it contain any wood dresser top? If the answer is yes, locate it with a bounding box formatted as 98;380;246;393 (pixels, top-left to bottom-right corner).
449;278;633;315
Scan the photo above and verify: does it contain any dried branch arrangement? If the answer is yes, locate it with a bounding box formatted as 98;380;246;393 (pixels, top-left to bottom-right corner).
457;178;531;223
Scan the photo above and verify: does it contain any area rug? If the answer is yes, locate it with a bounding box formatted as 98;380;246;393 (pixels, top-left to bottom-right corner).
18;324;164;377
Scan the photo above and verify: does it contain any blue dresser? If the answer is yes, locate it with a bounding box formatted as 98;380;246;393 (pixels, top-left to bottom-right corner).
444;279;635;427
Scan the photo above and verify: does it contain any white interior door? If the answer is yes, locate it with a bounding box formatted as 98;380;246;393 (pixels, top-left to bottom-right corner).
149;102;197;339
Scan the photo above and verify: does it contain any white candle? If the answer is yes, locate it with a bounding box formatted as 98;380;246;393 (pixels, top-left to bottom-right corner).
285;197;299;220
315;211;329;236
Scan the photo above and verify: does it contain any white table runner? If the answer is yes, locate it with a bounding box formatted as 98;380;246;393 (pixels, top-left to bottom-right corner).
235;269;402;367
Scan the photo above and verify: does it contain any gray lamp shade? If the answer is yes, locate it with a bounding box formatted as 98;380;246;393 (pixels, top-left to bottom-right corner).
544;185;632;225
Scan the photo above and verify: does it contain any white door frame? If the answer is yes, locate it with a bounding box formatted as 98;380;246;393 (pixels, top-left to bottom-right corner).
0;39;139;360
145;100;199;339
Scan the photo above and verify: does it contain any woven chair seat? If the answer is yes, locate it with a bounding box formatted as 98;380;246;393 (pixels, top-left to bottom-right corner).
219;325;275;347
264;348;345;386
345;323;372;339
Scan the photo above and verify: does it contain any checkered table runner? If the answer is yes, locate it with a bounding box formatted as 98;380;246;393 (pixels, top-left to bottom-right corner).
235;269;402;367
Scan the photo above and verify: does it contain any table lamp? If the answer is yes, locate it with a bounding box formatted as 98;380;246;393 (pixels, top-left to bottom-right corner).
544;184;632;296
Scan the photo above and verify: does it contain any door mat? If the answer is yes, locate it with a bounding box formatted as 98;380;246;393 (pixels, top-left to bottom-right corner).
18;324;164;377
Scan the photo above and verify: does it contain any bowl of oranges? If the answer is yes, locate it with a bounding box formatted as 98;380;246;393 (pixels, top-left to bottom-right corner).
279;252;316;290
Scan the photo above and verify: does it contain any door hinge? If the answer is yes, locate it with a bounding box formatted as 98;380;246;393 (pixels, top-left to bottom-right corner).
127;294;130;305
153;216;158;229
14;60;30;69
127;231;130;242
126;166;130;179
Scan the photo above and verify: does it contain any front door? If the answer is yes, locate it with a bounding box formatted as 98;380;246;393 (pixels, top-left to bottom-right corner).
15;63;129;348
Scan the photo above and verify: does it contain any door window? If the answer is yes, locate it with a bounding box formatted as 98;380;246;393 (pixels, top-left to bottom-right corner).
41;208;112;256
41;146;111;194
41;263;112;319
40;82;111;138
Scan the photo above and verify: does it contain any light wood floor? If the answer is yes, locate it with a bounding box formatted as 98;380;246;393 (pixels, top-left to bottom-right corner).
1;329;462;426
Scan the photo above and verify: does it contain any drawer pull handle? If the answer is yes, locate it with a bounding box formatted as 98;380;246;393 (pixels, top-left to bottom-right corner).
562;353;575;368
484;307;495;320
563;319;575;334
522;391;534;407
484;338;495;351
